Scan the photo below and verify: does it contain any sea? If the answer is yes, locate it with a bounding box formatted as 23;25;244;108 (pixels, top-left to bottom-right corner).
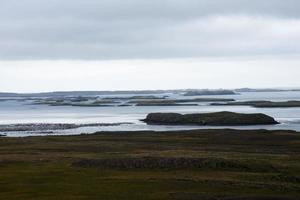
1;91;300;137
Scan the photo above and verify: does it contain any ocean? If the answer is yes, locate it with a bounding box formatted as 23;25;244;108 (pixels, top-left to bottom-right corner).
1;91;300;137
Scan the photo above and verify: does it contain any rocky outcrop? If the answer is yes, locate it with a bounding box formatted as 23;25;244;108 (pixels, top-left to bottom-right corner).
142;111;279;126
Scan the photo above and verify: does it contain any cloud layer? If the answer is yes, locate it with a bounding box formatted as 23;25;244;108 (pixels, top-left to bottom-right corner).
0;0;299;59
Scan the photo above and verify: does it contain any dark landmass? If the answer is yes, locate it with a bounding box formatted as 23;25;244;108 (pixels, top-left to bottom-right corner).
102;95;168;100
212;101;300;108
0;92;19;97
0;90;173;97
183;90;237;96
131;98;235;106
1;88;299;98
235;88;286;93
142;112;279;126
117;104;132;107
31;96;235;107
32;98;119;107
129;98;235;104
133;98;234;106
235;88;300;93
1;129;300;199
136;103;199;106
0;98;20;101
0;89;236;98
0;123;130;132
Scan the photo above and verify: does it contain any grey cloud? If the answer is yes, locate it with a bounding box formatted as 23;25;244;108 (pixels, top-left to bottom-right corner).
1;0;300;19
0;0;300;60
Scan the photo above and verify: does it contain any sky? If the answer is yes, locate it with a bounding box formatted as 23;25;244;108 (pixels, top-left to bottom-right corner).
0;0;299;92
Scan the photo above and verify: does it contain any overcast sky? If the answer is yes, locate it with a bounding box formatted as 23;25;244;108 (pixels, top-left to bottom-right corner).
0;0;299;92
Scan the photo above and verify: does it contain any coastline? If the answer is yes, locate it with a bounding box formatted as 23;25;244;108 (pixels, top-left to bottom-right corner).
1;128;300;199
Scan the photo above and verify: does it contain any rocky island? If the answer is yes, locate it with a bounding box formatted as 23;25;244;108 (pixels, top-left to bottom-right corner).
211;100;300;108
142;111;279;126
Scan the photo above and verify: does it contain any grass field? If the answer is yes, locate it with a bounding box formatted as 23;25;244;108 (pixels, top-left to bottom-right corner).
1;129;300;199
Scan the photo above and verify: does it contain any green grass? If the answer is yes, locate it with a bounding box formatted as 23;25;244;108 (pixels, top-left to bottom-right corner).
1;129;300;199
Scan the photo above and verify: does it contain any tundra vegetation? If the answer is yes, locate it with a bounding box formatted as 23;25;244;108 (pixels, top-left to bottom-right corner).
0;129;300;199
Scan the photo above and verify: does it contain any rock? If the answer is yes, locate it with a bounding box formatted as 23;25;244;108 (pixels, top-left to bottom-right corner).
142;111;279;126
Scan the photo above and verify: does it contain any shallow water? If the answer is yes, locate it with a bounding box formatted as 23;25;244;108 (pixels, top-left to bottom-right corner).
1;91;300;137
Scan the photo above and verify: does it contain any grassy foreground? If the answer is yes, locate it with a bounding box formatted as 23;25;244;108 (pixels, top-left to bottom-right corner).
1;129;300;199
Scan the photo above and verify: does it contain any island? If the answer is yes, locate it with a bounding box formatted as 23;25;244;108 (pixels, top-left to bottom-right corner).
211;100;300;108
135;103;199;106
132;98;235;106
142;111;279;126
235;88;300;92
129;98;235;104
31;97;235;107
183;89;237;96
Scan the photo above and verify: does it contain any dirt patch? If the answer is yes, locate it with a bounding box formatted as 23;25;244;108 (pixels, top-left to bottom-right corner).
73;157;277;172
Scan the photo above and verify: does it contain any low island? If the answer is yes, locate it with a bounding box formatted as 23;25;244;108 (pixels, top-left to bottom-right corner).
183;89;237;96
142;111;279;126
211;100;300;108
31;96;236;107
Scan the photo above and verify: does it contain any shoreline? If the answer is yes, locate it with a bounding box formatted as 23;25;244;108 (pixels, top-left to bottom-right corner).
0;121;298;138
0;122;132;133
1;127;299;138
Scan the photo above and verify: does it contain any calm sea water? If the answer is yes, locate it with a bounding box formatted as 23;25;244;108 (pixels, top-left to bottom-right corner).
1;91;300;137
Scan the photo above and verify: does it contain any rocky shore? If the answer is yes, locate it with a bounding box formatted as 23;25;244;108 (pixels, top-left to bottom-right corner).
142;111;279;126
0;122;131;132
